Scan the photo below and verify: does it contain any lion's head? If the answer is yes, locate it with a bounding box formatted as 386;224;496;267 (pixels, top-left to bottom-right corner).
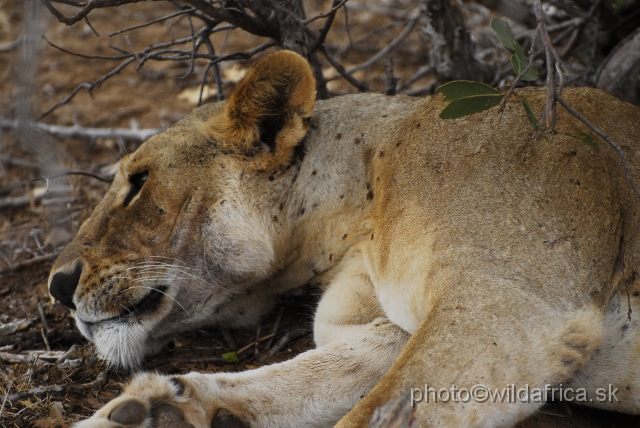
48;51;317;368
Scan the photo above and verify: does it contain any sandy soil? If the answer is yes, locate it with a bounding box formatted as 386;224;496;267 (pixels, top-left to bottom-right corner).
0;1;638;427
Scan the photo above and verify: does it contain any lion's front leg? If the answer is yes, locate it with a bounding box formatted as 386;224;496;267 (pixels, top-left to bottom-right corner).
75;320;408;428
76;250;410;428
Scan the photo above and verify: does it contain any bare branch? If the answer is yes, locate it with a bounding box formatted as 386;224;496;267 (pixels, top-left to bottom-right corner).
201;38;225;105
41;0;137;26
384;57;399;96
326;16;419;81
109;8;198;37
180;0;277;39
37;57;136;119
319;46;369;92
84;15;100;36
309;0;346;53
50;0;90;7
43;36;132;60
334;22;404;57
534;0;563;131
303;0;349;25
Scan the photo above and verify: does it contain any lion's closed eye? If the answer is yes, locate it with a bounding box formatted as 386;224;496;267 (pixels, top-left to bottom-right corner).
124;171;148;207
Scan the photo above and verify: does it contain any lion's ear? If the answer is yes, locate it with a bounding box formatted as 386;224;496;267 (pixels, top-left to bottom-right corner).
206;50;316;164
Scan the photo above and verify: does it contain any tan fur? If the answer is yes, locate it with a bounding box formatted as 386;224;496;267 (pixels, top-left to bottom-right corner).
51;51;640;428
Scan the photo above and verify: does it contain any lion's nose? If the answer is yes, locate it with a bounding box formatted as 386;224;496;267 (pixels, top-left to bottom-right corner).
49;262;83;310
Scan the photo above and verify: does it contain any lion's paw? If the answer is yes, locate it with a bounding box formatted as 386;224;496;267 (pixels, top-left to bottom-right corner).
73;373;246;428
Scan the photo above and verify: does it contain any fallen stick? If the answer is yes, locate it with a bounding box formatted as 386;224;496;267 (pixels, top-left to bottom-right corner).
0;352;46;365
3;384;65;403
0;372;107;403
0;319;31;337
55;344;80;364
0;118;161;142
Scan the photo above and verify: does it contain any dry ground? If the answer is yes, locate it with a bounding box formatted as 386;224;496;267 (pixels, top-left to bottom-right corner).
0;1;639;427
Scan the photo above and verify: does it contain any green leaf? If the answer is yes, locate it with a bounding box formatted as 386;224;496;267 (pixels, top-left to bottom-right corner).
521;95;543;133
491;17;538;81
439;95;502;119
222;351;239;363
578;131;599;150
490;17;520;53
510;53;538;81
435;81;501;101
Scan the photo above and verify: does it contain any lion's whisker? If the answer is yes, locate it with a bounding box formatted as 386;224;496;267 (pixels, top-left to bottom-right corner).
128;264;211;284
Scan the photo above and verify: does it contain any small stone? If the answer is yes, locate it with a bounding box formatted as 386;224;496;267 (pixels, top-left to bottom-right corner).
49;401;64;417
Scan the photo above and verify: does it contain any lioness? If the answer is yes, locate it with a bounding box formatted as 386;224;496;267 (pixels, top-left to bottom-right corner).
49;51;640;427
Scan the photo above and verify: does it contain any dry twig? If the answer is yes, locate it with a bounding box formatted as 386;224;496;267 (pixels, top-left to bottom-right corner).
0;252;61;274
0;383;10;420
0;371;107;403
265;306;284;350
237;333;276;355
263;329;307;360
37;301;50;332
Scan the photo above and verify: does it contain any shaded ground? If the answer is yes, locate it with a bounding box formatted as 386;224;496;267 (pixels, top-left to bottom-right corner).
0;1;639;427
